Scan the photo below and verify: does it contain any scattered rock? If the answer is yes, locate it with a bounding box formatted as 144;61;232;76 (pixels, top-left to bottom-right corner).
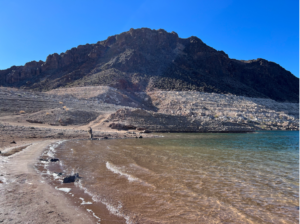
10;140;16;144
139;136;143;138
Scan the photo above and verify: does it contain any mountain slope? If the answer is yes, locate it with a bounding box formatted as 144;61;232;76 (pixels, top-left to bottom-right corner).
0;28;298;102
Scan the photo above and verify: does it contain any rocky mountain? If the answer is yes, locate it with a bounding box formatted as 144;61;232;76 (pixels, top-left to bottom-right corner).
0;28;298;102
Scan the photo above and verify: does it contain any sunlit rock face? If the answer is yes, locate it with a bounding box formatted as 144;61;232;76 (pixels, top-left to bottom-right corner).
0;28;298;103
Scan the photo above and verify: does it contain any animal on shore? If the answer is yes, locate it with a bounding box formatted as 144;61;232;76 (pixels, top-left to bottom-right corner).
87;127;93;139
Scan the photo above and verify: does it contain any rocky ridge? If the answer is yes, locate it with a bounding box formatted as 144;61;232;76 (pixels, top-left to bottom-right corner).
0;28;298;102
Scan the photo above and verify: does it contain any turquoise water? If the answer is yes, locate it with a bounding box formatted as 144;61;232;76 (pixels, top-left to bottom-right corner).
55;131;299;223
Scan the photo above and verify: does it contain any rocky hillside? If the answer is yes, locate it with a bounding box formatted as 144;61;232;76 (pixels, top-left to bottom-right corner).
0;87;297;132
0;28;298;102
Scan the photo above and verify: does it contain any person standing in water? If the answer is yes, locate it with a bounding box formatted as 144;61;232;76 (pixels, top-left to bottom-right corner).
88;127;93;139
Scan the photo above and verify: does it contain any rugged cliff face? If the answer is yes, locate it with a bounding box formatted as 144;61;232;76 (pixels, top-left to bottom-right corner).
0;28;298;102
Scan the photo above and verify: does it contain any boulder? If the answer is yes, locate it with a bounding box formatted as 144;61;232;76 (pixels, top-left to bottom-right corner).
50;158;59;162
63;173;81;183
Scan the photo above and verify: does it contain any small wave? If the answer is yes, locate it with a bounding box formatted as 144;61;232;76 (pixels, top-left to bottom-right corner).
106;162;155;188
129;163;154;174
106;161;138;182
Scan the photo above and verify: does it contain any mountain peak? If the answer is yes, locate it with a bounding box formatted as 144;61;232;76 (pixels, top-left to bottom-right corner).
0;28;298;102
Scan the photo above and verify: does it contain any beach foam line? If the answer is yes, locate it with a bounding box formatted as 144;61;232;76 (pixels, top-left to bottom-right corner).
79;197;93;205
38;140;66;181
47;140;66;157
75;179;132;224
87;209;101;224
55;187;71;193
98;199;132;224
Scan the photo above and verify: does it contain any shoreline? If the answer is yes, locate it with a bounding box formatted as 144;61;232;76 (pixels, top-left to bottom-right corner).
1;131;298;223
36;139;128;224
0;131;155;224
0;140;95;224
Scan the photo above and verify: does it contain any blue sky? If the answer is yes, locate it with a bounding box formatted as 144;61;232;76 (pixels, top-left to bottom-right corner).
0;0;299;77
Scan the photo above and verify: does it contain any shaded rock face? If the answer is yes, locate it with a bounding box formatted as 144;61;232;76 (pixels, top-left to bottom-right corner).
0;28;298;102
108;109;255;133
108;123;136;130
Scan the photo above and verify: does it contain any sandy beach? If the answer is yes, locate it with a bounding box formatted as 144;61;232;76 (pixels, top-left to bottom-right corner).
0;139;96;224
0;116;154;224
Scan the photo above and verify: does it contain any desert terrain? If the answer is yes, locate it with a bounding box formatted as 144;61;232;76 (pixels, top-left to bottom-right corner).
0;85;298;224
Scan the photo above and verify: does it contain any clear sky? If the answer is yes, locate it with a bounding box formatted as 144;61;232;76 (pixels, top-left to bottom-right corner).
0;0;299;77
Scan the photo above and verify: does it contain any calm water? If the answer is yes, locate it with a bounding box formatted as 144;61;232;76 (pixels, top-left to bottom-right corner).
54;131;299;223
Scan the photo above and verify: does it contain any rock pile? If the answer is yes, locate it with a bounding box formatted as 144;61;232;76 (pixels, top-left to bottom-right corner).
147;91;299;131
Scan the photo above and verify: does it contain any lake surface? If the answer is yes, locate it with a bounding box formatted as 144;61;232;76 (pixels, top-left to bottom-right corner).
54;131;299;223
